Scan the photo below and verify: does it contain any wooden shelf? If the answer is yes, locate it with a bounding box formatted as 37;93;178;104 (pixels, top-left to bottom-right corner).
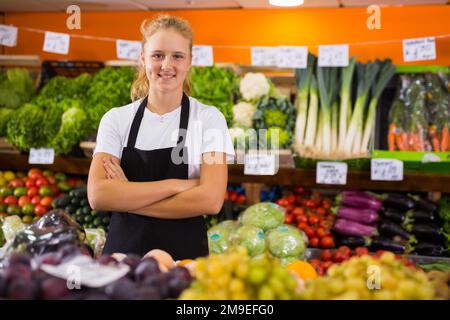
1;153;449;193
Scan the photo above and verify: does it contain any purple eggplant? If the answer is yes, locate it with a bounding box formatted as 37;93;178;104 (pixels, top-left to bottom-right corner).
338;236;370;248
406;223;443;241
342;191;380;202
378;220;414;241
370;236;406;253
413;243;447;257
334;219;376;237
383;193;415;211
413;197;438;213
336;207;379;224
336;194;383;211
382;208;407;224
406;209;436;223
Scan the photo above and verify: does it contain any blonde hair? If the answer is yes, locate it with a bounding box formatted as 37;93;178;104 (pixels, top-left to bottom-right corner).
131;14;193;101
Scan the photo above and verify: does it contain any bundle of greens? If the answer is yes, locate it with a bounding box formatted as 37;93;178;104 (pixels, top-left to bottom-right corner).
0;68;35;109
188;65;238;125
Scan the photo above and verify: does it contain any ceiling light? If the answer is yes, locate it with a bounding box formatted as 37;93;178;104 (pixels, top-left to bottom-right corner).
269;0;304;7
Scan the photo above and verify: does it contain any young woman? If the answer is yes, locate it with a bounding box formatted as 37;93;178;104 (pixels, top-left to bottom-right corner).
87;15;234;260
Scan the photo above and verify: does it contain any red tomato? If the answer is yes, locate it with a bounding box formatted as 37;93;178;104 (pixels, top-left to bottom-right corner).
322;261;333;270
309;258;321;267
236;194;246;204
284;214;293;224
277;198;289;208
47;176;57;185
316;207;327;216
309;237;319;248
229;192;238;202
320;249;333;262
31;195;42;205
50;185;60;197
28;168;42;178
292;207;305;216
338;246;351;256
34;204;49;217
286;195;296;205
4;195;18;205
304;227;315;239
18;195;31;207
27;187;39;198
320;236;335;249
25;178;36;188
297;222;308;231
40;196;53;207
322;199;332;209
295;214;308;224
332;251;346;263
35;177;49;188
355;247;369;257
8;178;24;188
305;200;317;208
316;228;328;239
308;214;319;226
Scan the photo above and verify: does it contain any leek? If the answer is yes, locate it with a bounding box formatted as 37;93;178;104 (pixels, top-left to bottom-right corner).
338;57;357;152
304;76;319;147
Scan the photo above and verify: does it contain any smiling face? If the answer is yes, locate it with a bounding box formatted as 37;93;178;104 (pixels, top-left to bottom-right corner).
141;29;191;94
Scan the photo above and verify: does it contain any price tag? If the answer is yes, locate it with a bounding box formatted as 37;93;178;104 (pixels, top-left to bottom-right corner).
251;47;278;66
371;158;404;181
192;45;214;66
316;162;348;185
29;148;55;165
41;255;130;288
43;31;70;55
276;46;308;69
0;24;18;47
403;37;436;62
116;39;141;60
318;44;349;67
244;154;277;175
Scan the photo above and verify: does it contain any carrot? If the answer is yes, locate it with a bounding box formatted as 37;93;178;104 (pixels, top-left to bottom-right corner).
429;125;440;152
401;132;409;151
441;126;449;152
388;123;396;151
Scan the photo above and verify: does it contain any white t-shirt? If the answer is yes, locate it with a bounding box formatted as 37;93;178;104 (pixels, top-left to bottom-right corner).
94;96;235;179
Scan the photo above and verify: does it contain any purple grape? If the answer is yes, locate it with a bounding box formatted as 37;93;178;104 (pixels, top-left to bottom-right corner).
104;278;138;300
168;266;192;281
134;258;160;282
4;264;32;282
8;253;31;268
7;278;38;300
136;286;161;300
41;278;70;300
167;277;191;299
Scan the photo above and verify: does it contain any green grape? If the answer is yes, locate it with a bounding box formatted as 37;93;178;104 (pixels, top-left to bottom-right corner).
257;285;275;300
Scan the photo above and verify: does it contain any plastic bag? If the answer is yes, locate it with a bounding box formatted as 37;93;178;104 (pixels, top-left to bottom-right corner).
231;225;266;257
85;228;106;258
240;202;285;231
266;224;306;258
1;215;26;243
207;223;235;254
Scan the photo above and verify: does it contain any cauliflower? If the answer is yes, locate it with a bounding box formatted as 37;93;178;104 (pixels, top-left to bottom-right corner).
266;127;290;148
240;73;271;101
232;102;256;127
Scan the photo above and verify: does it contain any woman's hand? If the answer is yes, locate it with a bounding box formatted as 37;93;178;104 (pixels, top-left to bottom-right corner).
103;157;128;182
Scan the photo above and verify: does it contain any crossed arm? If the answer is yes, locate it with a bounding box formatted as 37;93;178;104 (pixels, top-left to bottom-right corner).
87;152;227;218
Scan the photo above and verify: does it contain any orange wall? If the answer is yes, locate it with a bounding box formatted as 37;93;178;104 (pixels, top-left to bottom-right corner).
4;5;450;65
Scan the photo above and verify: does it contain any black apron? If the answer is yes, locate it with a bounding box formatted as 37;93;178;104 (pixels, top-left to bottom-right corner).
102;94;208;260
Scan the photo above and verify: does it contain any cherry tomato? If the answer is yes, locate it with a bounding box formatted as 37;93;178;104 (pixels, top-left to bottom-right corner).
236;194;246;204
284;214;293;224
322;261;333;271
229;192;238;202
355;247;369;257
304;227;315;239
292;207;305;216
277;198;289;208
297;222;308;231
316;227;328;239
286;194;296;205
332;251;346;263
320;236;335;249
338;246;351;256
286;204;295;213
322;199;332;209
18;195;31;207
320;249;333;262
27;187;39;198
34;204;49;217
309;237;319;248
40;196;54;207
308;214;319;225
305;200;317;208
295;214;308;224
316;207;327;216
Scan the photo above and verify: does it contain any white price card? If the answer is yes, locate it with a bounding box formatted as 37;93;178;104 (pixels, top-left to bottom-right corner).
316;162;348;185
318;44;349;67
276;46;308;69
244;154;277;175
251;47;278;67
403;37;436;62
116;39;141;60
192;45;214;66
29;148;55;165
43;31;70;55
0;24;18;47
41;255;130;288
371;158;404;181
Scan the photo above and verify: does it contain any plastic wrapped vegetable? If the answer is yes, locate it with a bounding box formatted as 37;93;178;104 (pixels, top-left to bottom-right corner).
240;202;285;231
1;209;85;258
1;215;26;243
85;228;106;258
266;225;305;258
231;225;266;257
207;223;235;254
217;220;240;232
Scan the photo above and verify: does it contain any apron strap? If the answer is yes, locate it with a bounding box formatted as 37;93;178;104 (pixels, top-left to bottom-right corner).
126;94;190;149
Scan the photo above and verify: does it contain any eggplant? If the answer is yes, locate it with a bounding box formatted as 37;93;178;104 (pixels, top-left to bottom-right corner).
334;219;376;237
342;191;380;202
336;207;379;224
378;220;413;241
407;223;443;241
382;208;407;224
370;236;406;253
413;243;447;257
339;236;370;248
337;194;382;211
383;193;415;211
413;198;438;213
406;209;436;223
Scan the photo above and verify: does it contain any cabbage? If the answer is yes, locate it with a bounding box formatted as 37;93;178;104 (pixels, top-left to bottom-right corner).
240;202;285;231
217;220;240;232
207;224;235;254
232;225;266;257
266;224;305;258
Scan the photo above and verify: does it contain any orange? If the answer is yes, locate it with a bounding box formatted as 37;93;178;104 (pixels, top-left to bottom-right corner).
287;260;318;281
177;259;194;266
